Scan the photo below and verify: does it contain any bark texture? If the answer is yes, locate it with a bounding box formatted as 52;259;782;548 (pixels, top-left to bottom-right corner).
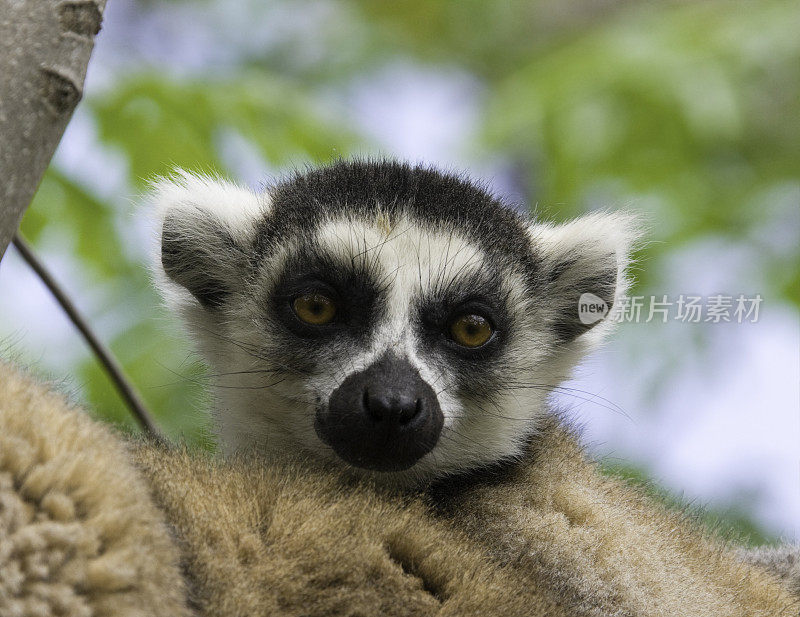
0;0;106;258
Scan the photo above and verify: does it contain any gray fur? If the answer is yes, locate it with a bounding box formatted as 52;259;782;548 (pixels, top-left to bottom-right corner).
738;545;800;596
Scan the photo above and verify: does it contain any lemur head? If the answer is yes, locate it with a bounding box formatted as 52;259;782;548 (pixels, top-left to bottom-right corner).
152;160;636;485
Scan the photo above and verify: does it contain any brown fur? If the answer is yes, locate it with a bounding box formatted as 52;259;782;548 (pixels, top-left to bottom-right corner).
430;415;799;616
1;361;797;616
739;545;800;598
0;362;190;617
132;445;561;616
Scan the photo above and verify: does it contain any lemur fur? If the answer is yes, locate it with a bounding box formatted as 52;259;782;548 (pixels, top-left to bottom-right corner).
152;159;638;486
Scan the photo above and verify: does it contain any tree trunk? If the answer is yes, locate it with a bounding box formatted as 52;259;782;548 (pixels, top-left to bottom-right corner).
0;0;107;259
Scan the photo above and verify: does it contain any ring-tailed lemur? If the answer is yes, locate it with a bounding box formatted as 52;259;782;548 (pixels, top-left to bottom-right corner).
152;159;637;485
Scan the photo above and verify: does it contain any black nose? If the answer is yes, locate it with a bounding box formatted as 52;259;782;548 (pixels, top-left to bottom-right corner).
315;354;443;472
364;390;421;425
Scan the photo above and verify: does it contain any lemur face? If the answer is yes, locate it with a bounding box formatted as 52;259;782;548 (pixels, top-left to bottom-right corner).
154;160;635;484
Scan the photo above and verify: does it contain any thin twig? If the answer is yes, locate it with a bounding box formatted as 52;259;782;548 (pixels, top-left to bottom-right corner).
12;232;165;441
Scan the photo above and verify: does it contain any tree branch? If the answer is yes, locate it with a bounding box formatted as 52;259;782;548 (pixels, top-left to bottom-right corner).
12;233;164;440
0;0;107;258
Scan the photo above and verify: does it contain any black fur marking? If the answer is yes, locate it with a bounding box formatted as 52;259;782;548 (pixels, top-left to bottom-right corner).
262;241;387;371
426;412;568;505
161;218;238;309
551;265;618;342
253;159;541;282
414;271;514;400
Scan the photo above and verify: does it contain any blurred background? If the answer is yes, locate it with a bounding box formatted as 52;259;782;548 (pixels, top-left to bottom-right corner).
0;0;797;543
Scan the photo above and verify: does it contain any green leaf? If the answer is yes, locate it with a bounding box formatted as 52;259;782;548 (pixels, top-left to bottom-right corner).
89;73;357;185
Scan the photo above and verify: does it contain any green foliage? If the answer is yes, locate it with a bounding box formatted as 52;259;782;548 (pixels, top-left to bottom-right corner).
485;0;799;297
21;169;211;444
21;169;138;281
350;0;626;79
91;73;356;184
486;1;800;230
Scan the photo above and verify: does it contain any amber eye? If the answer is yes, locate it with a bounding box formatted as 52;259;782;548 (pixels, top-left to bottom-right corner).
293;293;337;325
449;314;493;348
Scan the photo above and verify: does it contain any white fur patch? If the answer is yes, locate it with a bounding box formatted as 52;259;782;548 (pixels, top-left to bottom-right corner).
149;169;269;241
148;170;270;333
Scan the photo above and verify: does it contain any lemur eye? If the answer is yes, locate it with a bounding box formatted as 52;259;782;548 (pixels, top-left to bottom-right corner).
293;293;337;325
449;314;493;348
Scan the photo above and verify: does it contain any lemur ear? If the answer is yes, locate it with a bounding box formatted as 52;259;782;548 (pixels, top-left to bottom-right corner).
150;171;268;310
528;212;641;342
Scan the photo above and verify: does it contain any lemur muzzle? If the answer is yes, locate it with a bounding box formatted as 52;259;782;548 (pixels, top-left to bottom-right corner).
315;354;443;472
